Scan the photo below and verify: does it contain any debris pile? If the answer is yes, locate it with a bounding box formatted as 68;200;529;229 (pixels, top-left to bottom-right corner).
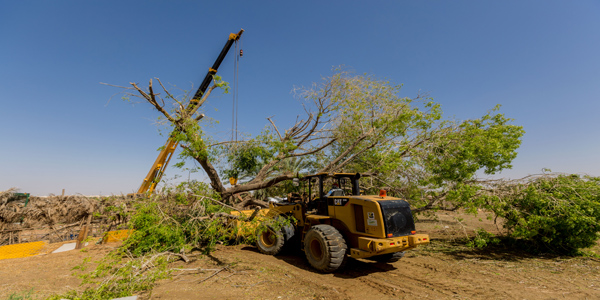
0;188;132;246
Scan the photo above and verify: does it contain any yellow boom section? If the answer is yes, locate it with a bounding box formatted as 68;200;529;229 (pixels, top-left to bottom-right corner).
137;138;178;194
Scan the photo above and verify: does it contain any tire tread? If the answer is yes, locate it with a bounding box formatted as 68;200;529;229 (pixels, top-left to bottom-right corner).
304;224;348;273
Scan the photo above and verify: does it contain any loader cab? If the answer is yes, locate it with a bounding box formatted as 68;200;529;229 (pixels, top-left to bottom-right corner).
303;173;362;215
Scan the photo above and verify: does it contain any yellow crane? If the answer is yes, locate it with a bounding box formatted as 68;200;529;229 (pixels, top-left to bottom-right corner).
136;29;244;194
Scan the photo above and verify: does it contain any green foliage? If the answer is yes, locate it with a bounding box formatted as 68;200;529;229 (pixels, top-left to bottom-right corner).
124;192;237;256
212;75;230;93
222;141;274;180
6;289;34;300
466;228;501;248
255;215;296;237
491;175;600;255
424;105;524;185
173;118;210;160
126;202;186;256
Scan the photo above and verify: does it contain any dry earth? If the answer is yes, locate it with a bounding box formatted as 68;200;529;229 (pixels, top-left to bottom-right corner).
2;211;600;300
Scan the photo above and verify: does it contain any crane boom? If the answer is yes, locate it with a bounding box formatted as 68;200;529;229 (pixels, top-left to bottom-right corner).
136;29;244;194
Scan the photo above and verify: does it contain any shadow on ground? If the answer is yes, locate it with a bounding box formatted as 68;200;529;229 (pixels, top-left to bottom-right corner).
423;238;567;262
241;245;398;278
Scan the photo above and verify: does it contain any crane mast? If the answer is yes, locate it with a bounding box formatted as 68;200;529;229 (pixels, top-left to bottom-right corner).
136;29;244;194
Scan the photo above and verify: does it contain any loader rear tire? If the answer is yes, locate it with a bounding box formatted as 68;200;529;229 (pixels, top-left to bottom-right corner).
304;225;347;273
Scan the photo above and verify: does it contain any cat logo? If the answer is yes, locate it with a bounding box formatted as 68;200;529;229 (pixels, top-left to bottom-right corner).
329;198;349;206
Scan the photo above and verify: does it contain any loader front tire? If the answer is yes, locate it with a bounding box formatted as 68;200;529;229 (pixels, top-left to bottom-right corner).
256;224;285;255
304;225;347;273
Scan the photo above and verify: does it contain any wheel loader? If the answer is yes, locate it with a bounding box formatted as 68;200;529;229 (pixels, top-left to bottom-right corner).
235;173;429;273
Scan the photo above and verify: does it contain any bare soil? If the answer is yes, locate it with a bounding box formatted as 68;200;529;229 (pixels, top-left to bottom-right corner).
2;211;600;300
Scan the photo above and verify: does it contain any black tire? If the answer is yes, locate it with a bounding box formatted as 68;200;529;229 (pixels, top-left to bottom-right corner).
256;224;285;255
256;217;295;255
369;251;405;263
304;224;347;273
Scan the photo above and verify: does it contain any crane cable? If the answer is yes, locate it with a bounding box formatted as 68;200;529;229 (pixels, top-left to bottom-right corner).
232;38;241;142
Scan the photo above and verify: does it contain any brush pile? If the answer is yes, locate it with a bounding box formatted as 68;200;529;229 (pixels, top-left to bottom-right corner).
0;188;133;245
0;182;266;246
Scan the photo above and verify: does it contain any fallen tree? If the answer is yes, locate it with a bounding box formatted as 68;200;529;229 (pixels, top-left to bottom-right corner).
115;69;523;209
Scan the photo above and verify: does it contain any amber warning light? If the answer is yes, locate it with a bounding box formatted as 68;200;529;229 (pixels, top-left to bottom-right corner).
379;189;387;197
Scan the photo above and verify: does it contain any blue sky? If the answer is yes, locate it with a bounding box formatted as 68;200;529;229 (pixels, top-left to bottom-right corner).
1;1;599;195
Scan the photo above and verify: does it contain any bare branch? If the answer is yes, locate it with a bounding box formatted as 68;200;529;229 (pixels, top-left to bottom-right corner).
100;82;134;89
193;194;241;212
156;78;177;106
334;139;379;171
130;82;176;123
267;117;283;141
207;140;245;148
287;138;336;158
318;129;373;173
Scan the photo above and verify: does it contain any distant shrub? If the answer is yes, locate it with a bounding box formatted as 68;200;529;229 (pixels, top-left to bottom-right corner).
492;174;600;255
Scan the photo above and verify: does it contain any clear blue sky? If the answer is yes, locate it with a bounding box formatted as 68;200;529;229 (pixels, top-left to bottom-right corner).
1;1;599;195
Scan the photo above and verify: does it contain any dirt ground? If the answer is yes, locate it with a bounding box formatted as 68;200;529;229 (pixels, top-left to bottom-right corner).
2;211;600;300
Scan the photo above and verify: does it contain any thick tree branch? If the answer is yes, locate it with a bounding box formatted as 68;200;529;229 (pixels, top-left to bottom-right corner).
224;174;295;197
185;84;218;118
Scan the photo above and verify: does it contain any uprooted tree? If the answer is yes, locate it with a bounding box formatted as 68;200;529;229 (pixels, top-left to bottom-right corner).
117;69;524;210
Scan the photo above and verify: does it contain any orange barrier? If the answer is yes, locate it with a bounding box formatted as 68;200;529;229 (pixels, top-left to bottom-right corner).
0;241;47;260
102;229;134;243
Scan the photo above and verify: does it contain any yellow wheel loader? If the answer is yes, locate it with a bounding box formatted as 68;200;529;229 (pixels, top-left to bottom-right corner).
241;173;429;273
